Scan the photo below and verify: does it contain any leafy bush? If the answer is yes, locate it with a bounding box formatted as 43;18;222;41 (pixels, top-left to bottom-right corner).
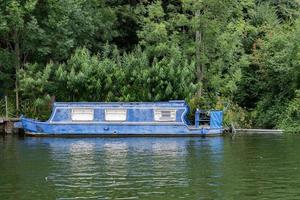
278;91;300;133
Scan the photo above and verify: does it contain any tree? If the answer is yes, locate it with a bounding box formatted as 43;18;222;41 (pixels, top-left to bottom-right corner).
0;0;118;114
0;0;39;112
2;0;300;130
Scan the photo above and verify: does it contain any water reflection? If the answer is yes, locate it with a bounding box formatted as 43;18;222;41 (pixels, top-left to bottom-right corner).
3;134;300;199
21;137;224;199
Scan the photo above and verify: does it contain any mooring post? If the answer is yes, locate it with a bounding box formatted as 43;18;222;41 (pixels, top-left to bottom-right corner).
5;95;8;119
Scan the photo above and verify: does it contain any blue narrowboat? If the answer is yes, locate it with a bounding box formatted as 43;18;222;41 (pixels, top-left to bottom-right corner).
18;100;223;136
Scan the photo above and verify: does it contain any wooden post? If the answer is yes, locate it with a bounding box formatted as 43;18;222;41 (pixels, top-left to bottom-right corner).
5;95;8;119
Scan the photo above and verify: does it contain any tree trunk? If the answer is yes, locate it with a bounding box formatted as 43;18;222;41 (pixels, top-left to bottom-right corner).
195;10;203;97
13;30;20;115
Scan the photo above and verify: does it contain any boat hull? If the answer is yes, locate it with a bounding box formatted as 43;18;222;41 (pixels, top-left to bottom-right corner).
21;118;223;137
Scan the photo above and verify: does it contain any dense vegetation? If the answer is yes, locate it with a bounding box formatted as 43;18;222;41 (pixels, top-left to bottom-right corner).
0;0;299;132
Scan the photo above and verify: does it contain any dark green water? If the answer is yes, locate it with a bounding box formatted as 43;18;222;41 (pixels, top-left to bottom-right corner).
1;134;300;200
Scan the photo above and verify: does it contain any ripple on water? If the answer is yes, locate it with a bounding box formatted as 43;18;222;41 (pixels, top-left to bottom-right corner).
1;136;300;199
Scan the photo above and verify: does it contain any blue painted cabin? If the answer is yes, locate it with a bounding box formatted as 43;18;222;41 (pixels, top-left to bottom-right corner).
19;100;223;136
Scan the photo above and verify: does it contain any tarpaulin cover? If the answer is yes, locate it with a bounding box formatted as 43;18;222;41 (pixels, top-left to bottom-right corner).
210;111;223;128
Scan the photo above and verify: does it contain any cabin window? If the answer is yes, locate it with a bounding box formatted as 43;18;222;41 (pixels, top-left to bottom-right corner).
154;109;176;121
71;108;94;121
105;109;127;121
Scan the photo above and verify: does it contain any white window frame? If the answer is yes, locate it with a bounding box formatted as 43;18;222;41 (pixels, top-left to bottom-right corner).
71;108;94;121
105;109;127;121
154;109;177;122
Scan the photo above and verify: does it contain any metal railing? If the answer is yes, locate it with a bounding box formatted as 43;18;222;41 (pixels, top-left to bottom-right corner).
194;109;211;128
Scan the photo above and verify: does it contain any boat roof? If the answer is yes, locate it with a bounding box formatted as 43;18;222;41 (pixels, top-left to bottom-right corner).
53;100;187;108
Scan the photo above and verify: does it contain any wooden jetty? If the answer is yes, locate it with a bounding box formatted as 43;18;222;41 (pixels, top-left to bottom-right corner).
0;95;21;134
0;118;20;134
225;124;283;135
235;129;283;134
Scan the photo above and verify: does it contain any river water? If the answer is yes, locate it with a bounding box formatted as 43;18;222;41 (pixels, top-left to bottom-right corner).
1;133;300;199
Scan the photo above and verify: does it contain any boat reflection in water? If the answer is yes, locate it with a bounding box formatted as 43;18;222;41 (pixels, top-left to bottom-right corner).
24;137;224;199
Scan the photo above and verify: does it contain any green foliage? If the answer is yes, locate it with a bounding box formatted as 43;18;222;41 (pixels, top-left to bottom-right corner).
278;91;300;133
0;0;300;131
224;103;252;129
0;49;15;95
19;46;197;118
237;17;300;128
0;95;16;118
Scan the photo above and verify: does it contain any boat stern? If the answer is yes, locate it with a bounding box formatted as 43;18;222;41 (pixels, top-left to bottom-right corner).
14;121;23;129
